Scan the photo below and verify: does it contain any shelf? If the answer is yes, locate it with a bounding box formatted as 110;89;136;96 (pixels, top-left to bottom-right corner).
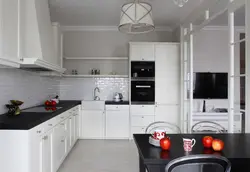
64;57;128;60
63;74;129;78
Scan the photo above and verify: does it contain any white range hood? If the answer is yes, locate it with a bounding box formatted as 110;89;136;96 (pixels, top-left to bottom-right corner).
20;58;65;73
17;0;65;73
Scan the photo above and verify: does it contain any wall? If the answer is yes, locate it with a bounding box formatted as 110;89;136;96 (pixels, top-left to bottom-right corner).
61;30;174;100
193;28;241;112
0;69;60;114
63;30;175;57
60;77;128;101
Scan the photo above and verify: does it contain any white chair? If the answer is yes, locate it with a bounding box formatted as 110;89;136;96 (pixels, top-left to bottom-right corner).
145;121;181;134
191;121;226;134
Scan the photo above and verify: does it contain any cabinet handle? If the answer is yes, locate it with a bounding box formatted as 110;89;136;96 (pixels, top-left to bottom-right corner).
60;117;64;119
43;135;48;140
142;105;144;107
37;130;42;134
48;124;53;126
61;140;65;143
69;118;72;119
61;123;65;126
142;116;144;118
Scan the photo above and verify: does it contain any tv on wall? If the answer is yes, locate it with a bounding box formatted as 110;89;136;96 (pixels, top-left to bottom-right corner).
193;73;228;99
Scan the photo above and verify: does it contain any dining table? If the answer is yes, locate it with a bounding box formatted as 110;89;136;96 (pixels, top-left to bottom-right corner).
133;134;250;172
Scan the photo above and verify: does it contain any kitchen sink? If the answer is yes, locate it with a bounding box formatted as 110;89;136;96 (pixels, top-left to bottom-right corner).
81;100;105;110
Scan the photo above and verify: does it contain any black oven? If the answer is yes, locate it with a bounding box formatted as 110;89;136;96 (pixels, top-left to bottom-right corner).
131;61;155;78
131;81;155;104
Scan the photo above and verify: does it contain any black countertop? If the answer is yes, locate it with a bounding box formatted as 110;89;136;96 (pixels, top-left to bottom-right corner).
105;100;129;105
0;100;81;130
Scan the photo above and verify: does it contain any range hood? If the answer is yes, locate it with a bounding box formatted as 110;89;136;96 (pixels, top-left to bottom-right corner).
18;0;65;73
20;58;66;73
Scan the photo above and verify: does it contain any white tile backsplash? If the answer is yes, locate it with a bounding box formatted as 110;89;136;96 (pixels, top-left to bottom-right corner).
0;69;60;114
60;77;129;101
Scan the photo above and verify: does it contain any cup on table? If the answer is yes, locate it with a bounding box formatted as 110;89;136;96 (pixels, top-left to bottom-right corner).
183;138;196;152
152;129;166;140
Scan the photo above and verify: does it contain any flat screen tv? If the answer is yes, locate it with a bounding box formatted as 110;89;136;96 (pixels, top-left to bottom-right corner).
193;73;228;99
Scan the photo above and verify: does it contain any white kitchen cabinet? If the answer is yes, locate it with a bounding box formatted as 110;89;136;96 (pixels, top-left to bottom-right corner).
155;44;180;105
106;105;129;139
131;126;147;134
52;122;66;172
130;105;155;116
75;111;80;139
155;105;180;129
40;129;53;172
0;0;20;67
130;43;155;61
69;115;76;146
81;110;105;139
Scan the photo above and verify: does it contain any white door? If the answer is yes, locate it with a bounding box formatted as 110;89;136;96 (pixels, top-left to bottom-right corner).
69;116;76;146
130;43;155;61
155;104;180;127
40;130;53;172
65;118;71;153
0;0;19;62
106;110;129;139
52;124;65;172
155;44;180;105
81;110;105;139
75;112;80;140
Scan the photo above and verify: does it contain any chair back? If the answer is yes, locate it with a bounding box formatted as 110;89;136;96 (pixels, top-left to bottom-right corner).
191;121;226;134
165;155;231;172
145;121;181;134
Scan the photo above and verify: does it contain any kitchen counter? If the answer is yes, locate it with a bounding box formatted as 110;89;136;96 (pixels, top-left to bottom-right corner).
0;100;81;130
105;100;129;105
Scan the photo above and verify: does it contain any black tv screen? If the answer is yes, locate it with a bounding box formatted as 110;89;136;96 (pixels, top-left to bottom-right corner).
193;73;228;99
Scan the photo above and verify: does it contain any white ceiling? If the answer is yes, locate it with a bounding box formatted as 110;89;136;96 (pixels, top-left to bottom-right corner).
49;0;203;29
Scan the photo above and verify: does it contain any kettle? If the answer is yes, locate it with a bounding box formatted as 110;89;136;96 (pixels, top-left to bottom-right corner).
114;92;123;102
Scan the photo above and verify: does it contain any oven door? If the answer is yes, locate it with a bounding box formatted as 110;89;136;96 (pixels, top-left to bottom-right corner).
131;61;155;78
131;81;155;104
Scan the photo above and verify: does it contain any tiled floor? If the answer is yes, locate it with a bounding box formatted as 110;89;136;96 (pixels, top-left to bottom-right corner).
58;140;139;172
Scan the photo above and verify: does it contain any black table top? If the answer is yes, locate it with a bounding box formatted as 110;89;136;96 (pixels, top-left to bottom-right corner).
133;134;250;165
0;100;81;130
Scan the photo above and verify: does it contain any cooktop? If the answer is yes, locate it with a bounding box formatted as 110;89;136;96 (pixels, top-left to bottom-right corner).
22;107;63;113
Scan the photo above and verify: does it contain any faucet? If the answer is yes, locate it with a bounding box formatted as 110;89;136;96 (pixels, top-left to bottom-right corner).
94;87;100;101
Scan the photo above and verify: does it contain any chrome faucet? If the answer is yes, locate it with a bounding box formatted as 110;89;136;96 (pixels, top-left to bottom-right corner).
94;87;100;100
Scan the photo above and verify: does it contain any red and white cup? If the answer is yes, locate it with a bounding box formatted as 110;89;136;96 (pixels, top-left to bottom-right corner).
152;129;166;140
183;138;196;152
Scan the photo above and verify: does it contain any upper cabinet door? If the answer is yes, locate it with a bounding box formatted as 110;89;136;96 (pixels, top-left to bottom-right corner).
130;43;155;61
155;44;180;105
52;23;63;67
0;0;20;64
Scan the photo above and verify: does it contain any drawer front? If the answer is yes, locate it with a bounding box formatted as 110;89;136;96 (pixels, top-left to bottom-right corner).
131;105;155;116
30;122;46;136
105;105;129;111
131;116;154;127
131;126;147;134
44;117;57;131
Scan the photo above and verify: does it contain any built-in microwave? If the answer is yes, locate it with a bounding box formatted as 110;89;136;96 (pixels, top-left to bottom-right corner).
131;81;155;104
131;61;155;78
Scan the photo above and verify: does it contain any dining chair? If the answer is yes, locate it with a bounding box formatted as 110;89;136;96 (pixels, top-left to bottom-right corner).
191;121;226;134
145;121;181;134
165;155;231;172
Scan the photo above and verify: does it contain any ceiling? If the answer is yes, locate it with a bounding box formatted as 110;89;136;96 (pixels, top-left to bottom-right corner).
49;0;203;29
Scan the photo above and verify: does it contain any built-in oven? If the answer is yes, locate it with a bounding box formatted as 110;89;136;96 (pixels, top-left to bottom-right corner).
131;61;155;78
131;80;155;104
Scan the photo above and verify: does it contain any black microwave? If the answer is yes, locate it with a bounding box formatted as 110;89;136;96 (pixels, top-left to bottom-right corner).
131;61;155;78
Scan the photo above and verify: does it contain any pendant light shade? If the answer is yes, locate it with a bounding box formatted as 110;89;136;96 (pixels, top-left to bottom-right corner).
119;1;154;34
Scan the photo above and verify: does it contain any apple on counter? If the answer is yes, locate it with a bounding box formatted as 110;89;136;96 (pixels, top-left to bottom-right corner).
202;136;224;152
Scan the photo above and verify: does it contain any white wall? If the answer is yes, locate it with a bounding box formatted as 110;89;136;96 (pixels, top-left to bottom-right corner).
0;69;60;114
60;77;128;101
193;28;241;112
63;30;174;57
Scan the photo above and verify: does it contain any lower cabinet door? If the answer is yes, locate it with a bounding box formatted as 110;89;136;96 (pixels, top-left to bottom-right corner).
75;113;80;140
69;116;76;146
40;130;53;172
81;110;105;139
106;110;129;139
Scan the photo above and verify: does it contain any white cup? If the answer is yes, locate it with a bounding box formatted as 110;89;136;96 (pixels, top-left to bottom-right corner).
183;138;196;152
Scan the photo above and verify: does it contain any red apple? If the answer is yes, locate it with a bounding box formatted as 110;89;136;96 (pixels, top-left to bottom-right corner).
212;139;224;151
160;137;171;150
50;100;57;106
202;136;214;148
45;100;51;106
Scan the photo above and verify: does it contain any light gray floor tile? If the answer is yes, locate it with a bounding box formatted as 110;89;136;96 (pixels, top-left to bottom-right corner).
58;140;139;172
